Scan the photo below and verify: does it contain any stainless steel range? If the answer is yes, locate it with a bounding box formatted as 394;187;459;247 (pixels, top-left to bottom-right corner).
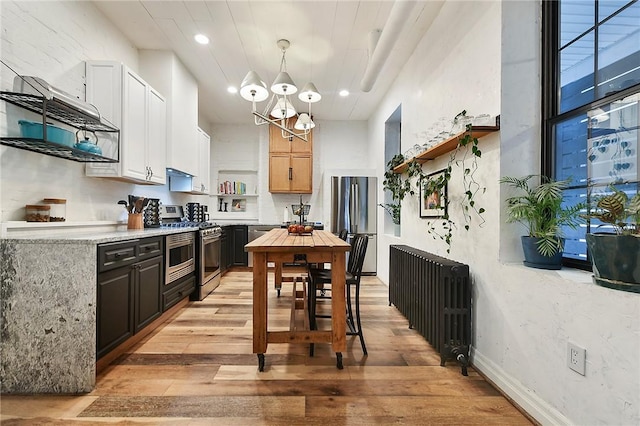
160;205;222;301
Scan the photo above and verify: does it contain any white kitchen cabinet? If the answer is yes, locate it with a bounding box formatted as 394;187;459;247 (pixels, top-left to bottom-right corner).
139;50;198;177
192;128;211;194
168;127;210;194
85;61;167;184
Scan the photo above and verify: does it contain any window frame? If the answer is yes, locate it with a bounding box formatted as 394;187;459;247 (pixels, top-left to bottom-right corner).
542;0;640;270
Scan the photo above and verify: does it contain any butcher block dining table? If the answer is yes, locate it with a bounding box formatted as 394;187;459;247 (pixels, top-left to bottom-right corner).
245;228;351;370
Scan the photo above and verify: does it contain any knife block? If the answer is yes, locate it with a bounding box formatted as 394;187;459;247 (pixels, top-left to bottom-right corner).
127;213;143;230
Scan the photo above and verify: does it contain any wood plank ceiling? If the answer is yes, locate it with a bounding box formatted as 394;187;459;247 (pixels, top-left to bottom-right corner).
93;1;444;125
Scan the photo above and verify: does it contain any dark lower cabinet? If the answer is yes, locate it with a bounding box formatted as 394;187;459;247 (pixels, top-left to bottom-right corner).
162;274;195;311
97;237;163;360
231;225;248;266
221;226;231;272
97;265;134;359
134;256;163;333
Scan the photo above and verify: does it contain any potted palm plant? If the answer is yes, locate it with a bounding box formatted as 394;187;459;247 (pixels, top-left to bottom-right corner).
500;175;584;270
583;184;640;292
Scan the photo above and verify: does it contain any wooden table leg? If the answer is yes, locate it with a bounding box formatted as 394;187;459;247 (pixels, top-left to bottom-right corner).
274;262;282;296
331;251;346;354
253;252;268;360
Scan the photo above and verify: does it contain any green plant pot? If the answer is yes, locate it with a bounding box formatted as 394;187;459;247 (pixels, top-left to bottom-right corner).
521;236;563;270
586;233;640;293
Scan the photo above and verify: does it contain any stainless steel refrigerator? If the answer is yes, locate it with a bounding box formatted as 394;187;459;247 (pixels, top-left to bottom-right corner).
331;176;377;275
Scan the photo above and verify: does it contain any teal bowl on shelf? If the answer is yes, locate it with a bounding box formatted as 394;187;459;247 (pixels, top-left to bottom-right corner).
18;119;75;148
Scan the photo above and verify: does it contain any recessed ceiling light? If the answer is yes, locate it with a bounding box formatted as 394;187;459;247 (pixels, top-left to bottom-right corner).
227;86;238;94
194;34;209;45
339;90;349;97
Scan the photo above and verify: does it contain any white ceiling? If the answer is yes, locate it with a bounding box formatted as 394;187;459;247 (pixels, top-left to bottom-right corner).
93;1;444;125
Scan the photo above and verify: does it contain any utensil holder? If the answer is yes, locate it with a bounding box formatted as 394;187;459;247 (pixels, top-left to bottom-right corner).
127;213;143;230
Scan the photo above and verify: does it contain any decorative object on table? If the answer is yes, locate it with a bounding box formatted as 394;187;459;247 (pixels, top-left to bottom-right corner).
293;195;310;224
232;199;246;212
287;223;314;235
420;169;447;218
218;198;224;212
582;183;639;292
500;175;585;270
224;202;228;212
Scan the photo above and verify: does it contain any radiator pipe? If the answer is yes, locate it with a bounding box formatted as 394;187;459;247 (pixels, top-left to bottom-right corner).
452;347;469;376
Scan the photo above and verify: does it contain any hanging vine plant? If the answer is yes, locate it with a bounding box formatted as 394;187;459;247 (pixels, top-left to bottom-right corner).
417;110;487;253
380;154;412;225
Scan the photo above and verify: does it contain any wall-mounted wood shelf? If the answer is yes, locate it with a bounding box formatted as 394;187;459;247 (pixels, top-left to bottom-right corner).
393;125;500;173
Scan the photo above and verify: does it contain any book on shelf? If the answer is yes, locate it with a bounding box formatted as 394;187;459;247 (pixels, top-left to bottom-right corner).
219;180;246;195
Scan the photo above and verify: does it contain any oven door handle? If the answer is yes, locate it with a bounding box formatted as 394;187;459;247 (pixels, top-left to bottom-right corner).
202;236;221;243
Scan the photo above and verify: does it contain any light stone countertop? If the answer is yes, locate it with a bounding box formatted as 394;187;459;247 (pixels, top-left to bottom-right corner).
1;221;199;243
1;226;200;243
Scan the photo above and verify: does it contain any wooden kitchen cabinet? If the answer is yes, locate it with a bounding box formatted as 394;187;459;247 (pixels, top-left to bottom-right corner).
269;119;313;153
85;61;167;184
269;153;312;193
268;123;313;193
97;237;163;359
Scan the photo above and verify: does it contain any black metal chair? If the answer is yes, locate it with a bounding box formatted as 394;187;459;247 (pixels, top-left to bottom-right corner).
308;233;369;355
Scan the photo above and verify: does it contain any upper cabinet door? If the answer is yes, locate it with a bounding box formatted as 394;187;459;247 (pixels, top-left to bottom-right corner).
191;127;211;194
289;154;312;193
122;69;148;183
146;87;167;185
268;121;312;153
85;61;167;185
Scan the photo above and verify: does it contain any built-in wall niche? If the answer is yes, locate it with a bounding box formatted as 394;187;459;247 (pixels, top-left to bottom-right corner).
212;170;258;220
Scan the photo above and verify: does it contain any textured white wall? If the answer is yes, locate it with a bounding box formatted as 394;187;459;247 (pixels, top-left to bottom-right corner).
370;1;640;425
0;1;209;222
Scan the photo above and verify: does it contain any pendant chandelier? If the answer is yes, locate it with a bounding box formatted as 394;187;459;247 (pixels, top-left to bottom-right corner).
240;39;321;142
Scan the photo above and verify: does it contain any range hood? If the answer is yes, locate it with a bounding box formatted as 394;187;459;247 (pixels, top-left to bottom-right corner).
13;75;101;122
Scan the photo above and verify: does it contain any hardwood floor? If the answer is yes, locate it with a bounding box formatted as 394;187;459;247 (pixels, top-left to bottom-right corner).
1;271;534;425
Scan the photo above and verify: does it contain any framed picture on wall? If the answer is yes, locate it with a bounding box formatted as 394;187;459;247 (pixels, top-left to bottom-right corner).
420;169;448;218
231;199;246;212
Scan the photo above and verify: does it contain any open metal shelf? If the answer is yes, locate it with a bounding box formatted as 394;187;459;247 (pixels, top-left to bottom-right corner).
0;137;118;163
1;91;120;163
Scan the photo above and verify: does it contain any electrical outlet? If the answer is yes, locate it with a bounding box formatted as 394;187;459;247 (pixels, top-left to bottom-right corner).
567;343;586;375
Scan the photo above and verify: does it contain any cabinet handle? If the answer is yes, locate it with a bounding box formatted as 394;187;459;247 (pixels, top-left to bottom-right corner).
112;249;130;258
289;167;292;180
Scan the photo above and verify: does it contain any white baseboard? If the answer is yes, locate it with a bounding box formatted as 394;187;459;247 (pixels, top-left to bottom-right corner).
472;348;571;426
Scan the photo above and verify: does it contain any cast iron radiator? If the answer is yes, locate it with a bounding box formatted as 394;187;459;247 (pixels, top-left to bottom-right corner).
389;245;471;375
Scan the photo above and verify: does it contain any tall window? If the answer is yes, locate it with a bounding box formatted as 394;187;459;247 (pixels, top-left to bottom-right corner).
543;0;640;268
